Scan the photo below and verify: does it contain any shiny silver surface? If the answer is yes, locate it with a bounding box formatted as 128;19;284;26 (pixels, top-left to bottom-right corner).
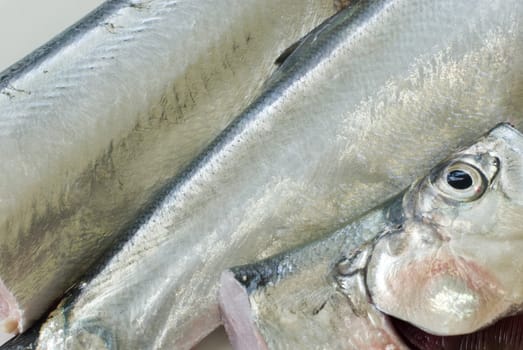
0;0;335;342
25;0;523;349
222;125;523;349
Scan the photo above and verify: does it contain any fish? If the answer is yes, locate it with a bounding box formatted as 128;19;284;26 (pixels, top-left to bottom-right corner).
2;0;521;349
0;0;336;344
220;123;523;350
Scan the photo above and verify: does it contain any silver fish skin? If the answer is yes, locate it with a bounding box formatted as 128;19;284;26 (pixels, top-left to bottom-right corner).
18;0;523;349
0;0;335;342
220;124;523;350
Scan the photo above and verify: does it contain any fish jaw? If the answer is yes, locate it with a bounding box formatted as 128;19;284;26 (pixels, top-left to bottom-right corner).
367;124;523;336
367;237;509;335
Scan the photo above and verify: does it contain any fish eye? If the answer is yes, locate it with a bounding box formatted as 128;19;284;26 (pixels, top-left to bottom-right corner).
434;162;487;202
446;169;473;190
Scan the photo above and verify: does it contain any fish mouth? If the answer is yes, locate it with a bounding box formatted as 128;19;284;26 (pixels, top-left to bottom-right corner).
387;313;523;350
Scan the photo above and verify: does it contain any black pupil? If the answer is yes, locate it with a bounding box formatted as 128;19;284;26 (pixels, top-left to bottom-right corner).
447;170;473;190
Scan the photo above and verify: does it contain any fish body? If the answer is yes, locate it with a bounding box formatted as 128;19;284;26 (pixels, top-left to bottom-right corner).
7;0;523;348
0;0;335;343
221;124;523;350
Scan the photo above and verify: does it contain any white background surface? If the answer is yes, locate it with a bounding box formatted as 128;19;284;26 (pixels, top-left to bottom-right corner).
0;1;231;348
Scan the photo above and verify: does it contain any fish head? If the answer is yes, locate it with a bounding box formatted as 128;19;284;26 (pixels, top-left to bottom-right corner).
366;123;523;336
